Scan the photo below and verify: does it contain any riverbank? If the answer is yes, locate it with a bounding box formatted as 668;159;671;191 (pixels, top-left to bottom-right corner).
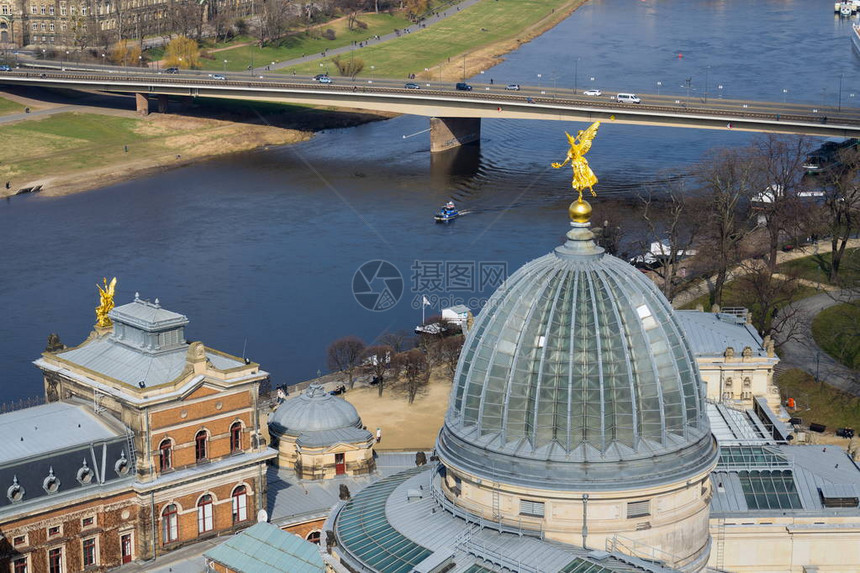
0;90;393;199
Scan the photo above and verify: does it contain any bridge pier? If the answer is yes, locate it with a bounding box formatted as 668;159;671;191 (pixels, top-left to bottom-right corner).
135;93;149;116
157;94;169;113
430;117;481;153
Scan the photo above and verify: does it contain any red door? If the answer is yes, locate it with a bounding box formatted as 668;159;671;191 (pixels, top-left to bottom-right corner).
121;534;133;564
335;453;346;475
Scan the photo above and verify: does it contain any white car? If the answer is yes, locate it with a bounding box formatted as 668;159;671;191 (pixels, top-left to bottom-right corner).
583;89;602;96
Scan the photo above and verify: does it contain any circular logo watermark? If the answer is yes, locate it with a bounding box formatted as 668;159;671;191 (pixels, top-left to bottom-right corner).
352;260;404;311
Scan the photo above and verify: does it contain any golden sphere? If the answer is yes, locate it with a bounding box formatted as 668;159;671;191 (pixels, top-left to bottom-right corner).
569;198;592;223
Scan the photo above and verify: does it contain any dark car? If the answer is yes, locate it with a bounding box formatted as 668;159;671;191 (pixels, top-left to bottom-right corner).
0;65;11;72
163;67;179;74
455;82;473;91
404;82;421;89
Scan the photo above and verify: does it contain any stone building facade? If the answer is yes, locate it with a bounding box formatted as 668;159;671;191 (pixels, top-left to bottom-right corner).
0;294;276;571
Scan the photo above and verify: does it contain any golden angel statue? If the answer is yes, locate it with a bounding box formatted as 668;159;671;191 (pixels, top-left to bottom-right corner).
551;121;601;199
95;277;117;328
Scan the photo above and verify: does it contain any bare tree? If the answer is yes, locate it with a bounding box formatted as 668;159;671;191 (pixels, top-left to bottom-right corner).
327;336;366;389
638;180;704;301
693;147;758;307
379;330;414;353
394;349;429;404
733;261;803;343
748;135;814;271
363;345;393;397
256;0;296;45
819;146;860;284
438;334;464;378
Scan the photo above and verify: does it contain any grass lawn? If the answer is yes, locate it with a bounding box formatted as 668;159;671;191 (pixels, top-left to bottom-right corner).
812;303;860;370
777;368;860;431
777;247;859;287
0;113;153;184
0;96;25;116
201;13;413;72
280;0;578;79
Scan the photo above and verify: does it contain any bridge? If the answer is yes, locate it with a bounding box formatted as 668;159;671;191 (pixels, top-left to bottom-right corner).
2;66;859;152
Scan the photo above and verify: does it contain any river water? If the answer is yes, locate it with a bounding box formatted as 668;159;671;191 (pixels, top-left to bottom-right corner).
1;0;858;401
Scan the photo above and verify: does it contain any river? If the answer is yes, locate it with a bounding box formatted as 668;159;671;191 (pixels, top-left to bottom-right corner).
1;0;858;402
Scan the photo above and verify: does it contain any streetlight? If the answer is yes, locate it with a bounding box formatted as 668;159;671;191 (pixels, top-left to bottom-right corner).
704;65;710;103
537;73;542;90
656;80;662;95
718;84;723;99
573;56;580;94
838;73;844;111
101;52;106;67
223;59;227;72
370;65;374;83
462;55;466;81
782;88;788;103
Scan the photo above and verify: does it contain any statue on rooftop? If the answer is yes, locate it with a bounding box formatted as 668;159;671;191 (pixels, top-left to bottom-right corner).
95;277;117;328
551;121;601;201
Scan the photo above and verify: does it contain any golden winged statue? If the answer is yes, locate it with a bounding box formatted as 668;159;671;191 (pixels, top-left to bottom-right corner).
551;121;601;200
95;277;117;328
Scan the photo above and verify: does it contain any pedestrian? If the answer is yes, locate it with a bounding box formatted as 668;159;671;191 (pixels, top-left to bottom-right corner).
376;428;382;443
5;181;9;189
490;78;493;85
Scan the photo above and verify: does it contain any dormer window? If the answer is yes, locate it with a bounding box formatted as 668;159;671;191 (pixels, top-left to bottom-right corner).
159;440;173;471
7;475;25;502
43;467;61;494
77;459;93;484
195;430;208;462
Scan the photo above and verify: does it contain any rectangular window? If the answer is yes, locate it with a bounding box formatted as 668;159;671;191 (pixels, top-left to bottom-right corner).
13;558;27;573
627;500;651;519
48;548;62;573
13;535;26;546
83;537;97;566
49;23;54;31
82;516;95;528
40;5;45;13
48;5;53;14
519;499;545;517
47;525;61;537
60;5;65;14
1;6;8;15
31;5;37;13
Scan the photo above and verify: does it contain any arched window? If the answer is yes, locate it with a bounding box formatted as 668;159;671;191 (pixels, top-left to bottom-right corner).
306;530;321;544
195;430;207;462
161;503;178;543
159;439;172;471
197;494;213;534
230;422;243;453
231;485;248;523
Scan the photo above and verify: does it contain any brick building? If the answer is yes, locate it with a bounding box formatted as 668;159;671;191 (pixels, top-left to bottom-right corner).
0;293;276;571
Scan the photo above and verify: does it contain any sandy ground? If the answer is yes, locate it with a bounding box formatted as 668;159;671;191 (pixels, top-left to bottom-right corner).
343;371;454;451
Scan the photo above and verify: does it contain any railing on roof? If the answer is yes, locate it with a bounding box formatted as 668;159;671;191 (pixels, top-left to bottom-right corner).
605;534;698;571
461;538;543;573
430;470;544;540
720;307;749;320
0;395;44;414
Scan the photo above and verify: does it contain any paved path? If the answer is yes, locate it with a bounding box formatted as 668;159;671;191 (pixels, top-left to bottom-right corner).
774;289;860;395
253;0;483;76
671;238;860;309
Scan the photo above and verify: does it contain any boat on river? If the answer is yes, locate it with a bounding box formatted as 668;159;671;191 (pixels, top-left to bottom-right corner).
835;1;859;15
434;201;459;223
853;23;860;54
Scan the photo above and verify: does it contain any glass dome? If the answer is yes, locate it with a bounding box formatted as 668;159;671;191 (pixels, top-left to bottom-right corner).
437;220;715;489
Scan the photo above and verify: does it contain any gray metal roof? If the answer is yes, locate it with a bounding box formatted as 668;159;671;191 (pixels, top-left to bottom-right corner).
267;452;416;525
334;465;677;573
0;401;124;466
295;427;372;448
439;222;714;490
710;445;860;516
269;385;365;441
204;521;325;573
111;295;189;332
674;311;767;357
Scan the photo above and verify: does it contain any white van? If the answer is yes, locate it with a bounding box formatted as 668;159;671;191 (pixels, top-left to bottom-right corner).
616;93;641;104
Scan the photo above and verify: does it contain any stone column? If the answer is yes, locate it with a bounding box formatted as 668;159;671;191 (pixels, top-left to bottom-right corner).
135;93;149;116
429;117;481;153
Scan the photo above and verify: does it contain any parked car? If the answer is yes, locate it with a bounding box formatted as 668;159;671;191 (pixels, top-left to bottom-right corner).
211;74;227;80
505;84;521;91
162;67;179;74
837;427;855;438
404;82;421;89
583;89;602;96
455;82;473;91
